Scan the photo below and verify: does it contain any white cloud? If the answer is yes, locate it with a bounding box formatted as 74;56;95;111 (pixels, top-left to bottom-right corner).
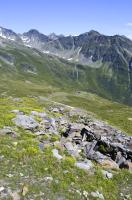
126;22;132;27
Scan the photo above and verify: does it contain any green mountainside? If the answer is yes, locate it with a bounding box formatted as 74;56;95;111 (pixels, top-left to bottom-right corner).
0;41;132;105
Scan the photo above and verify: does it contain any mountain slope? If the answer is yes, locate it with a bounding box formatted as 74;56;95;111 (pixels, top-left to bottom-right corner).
0;26;132;105
0;37;132;105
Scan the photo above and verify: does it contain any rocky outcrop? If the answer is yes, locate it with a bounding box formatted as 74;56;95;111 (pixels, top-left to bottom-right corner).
11;106;132;170
62;118;132;170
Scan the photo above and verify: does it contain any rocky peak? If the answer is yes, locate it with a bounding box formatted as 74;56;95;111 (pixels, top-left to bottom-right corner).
23;29;49;43
0;26;20;41
87;30;101;37
24;29;41;36
48;33;58;40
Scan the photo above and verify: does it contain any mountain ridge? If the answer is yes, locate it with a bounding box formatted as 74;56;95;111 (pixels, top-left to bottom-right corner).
1;26;132;72
1;26;132;66
0;26;132;106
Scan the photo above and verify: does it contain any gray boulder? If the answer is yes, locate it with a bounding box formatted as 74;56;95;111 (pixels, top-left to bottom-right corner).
13;115;39;130
85;141;98;158
75;160;94;171
64;142;80;157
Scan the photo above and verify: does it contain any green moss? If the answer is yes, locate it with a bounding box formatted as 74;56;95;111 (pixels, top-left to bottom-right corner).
50;135;60;142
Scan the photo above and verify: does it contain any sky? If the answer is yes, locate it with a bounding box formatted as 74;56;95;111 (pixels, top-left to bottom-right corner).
0;0;132;38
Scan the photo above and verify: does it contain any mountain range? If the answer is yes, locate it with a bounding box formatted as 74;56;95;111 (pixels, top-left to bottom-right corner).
0;26;132;105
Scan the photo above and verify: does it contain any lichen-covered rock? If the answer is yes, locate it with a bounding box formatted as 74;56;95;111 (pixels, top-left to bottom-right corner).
100;160;119;170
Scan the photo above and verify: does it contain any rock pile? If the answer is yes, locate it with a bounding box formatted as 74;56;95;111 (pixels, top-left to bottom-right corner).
8;105;132;170
62;120;132;170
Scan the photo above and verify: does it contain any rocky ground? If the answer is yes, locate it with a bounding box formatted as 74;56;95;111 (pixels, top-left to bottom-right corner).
0;97;132;200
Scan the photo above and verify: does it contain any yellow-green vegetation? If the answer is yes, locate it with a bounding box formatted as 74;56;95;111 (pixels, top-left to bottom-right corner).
0;131;131;199
50;135;60;143
0;97;132;199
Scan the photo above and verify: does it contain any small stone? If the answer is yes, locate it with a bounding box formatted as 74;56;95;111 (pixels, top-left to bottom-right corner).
69;123;84;133
44;176;53;181
76;190;81;196
52;149;63;160
75;160;94;171
52;108;60;113
35;131;45;136
63;170;69;174
60;118;68;125
64;142;79;157
83;190;89;198
20;173;24;177
31;111;46;118
0;155;4;160
10;191;20;200
0;186;5;192
13;98;22;102
124;194;130;199
55;180;59;184
120;193;124;197
91;191;104;200
0;128;15;135
39;143;45;150
7;174;13;178
102;170;113;179
22;185;28;196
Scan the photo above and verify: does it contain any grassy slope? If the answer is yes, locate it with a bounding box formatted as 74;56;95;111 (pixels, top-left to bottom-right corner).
0;97;131;200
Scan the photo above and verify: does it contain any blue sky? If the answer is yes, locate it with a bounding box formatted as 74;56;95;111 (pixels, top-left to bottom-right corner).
0;0;132;38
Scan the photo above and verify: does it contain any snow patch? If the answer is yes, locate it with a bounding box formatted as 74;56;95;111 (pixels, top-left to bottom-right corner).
25;44;31;48
43;50;50;54
67;58;73;61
